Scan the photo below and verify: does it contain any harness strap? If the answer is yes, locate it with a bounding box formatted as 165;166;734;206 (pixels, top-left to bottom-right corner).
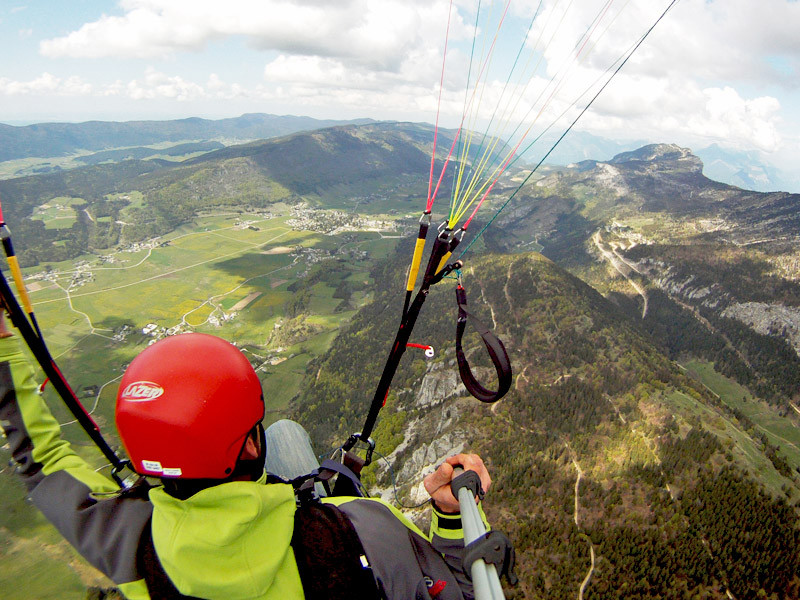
291;502;382;600
324;456;368;498
137;518;202;600
350;227;453;454
455;285;512;403
292;456;367;503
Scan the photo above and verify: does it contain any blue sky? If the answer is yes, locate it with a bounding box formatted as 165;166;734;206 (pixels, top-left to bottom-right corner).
1;0;799;173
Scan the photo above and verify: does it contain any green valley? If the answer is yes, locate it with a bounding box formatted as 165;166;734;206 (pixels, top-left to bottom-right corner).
25;204;406;433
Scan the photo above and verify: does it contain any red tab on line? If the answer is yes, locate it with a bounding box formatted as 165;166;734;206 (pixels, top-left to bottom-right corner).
429;580;447;597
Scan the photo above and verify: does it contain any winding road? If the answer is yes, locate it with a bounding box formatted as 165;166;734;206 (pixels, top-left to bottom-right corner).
566;445;596;600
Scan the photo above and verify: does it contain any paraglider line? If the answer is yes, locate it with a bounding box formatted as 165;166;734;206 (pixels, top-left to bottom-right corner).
458;0;681;258
427;0;455;211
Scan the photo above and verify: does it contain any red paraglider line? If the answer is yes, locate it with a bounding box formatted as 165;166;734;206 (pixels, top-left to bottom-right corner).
427;0;455;212
460;0;616;230
430;0;513;213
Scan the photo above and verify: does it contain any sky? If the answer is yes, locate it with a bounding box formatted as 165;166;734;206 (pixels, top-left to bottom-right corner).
1;0;799;172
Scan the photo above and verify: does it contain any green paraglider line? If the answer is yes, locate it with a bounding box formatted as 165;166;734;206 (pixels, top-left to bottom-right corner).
457;0;681;259
449;0;624;228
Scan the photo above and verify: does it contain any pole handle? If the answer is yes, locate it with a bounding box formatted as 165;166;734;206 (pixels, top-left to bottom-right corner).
450;468;506;600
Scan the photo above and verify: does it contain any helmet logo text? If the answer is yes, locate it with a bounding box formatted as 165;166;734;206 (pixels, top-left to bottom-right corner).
122;381;164;402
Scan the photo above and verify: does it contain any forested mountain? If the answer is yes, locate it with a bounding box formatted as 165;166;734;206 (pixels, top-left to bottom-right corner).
489;143;800;257
0;122;446;266
293;247;800;599
482;143;800;416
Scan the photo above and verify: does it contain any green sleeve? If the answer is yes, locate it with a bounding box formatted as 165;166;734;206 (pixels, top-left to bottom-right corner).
0;334;153;590
0;335;118;492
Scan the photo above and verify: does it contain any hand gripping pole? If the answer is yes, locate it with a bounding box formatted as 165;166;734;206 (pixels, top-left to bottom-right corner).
451;468;517;600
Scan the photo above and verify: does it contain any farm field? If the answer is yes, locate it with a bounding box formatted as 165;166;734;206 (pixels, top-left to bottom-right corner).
683;359;800;474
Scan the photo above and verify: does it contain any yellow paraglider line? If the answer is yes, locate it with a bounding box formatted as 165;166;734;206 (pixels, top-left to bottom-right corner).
450;0;582;227
449;0;628;229
449;0;513;225
457;0;682;253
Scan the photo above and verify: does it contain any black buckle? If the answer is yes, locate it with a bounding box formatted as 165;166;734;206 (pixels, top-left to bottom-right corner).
110;459;138;489
463;530;518;586
430;259;464;286
341;432;376;466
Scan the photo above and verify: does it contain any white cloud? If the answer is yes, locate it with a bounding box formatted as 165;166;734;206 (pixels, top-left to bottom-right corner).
699;87;781;151
257;55;435;118
621;0;800;86
92;70;247;102
18;0;800;162
125;67;205;101
0;70;208;103
580;75;782;152
39;0;462;71
18;28;32;38
520;0;799;86
477;0;794;156
0;73;92;96
62;76;94;96
206;74;247;99
247;0;796;152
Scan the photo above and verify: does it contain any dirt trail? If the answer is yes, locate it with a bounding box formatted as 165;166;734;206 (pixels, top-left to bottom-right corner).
566;444;596;600
578;543;596;600
503;261;515;316
572;457;583;527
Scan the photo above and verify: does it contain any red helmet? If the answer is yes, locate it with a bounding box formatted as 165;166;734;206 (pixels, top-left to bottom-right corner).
115;333;264;479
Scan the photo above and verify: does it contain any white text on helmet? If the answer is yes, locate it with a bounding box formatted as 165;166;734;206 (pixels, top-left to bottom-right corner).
122;381;165;401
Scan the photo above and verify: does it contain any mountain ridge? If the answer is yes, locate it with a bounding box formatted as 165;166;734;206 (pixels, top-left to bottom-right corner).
293;248;800;598
0;113;375;162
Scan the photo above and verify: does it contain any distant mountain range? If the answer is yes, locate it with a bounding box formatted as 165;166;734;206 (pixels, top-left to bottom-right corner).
694;143;798;193
0;113;373;162
535;130;798;193
1;121;799;598
1;113;796;193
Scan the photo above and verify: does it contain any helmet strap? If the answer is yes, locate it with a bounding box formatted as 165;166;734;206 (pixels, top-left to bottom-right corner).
230;422;267;482
161;423;267;499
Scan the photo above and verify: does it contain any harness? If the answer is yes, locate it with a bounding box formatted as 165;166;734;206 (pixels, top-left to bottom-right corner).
137;464;382;600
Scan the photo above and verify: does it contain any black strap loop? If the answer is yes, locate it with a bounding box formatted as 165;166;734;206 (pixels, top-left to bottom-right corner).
291;457;367;504
455;286;512;403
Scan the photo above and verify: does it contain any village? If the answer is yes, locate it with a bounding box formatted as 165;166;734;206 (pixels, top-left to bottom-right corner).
287;202;396;235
